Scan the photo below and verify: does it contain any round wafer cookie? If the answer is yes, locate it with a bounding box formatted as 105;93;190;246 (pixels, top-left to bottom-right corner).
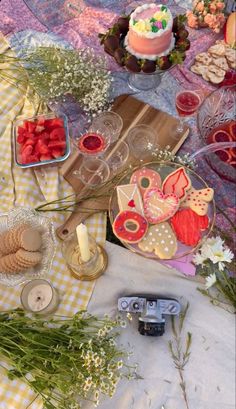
15;249;42;267
0;231;11;255
20;228;42;252
0;254;26;273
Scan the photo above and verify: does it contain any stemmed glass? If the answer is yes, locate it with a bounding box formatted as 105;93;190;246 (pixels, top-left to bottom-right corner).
175;87;204;133
127;124;160;160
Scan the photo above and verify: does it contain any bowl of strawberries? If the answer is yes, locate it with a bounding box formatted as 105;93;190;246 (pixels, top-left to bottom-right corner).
12;112;70;168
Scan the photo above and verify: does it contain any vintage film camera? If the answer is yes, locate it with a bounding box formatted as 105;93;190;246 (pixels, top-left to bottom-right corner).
118;294;181;336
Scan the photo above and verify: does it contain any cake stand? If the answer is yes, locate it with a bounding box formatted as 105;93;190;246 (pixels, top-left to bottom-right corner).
127;66;173;92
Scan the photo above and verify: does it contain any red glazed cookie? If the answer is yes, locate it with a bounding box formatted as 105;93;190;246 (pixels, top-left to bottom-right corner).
170;208;209;247
144;188;179;224
130;168;161;197
162;167;191;201
113;210;148;243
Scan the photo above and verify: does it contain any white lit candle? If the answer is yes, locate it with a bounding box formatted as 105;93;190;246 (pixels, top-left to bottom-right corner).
76;223;91;262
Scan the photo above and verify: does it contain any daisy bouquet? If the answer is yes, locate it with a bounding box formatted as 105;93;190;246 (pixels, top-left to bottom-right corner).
186;0;226;33
193;236;235;310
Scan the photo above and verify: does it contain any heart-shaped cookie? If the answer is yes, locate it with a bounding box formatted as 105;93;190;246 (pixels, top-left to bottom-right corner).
144;188;179;224
171;208;209;246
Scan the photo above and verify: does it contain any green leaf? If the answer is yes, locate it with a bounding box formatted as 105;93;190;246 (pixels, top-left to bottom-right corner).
162;20;167;29
161;6;167;12
150;17;157;23
151;26;159;33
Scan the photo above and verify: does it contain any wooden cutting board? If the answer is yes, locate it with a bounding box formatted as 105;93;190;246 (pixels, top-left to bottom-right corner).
57;94;189;239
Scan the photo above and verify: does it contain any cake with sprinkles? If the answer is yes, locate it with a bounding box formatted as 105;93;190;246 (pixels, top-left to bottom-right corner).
125;3;175;60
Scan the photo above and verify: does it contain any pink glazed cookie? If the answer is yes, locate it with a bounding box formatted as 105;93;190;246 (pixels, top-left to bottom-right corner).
144;188;179;224
113;210;148;243
130;167;161;197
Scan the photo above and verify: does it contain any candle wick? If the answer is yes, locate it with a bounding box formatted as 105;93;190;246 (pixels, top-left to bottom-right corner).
37;296;41;301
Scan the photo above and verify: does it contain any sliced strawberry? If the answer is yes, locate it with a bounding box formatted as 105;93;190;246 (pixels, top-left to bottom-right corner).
35;125;45;133
22;145;33;156
51;149;64;159
17;126;26;136
24;132;35;139
48;140;66;150
24;138;36;147
26;154;39;163
37;117;46;126
40;154;53;162
210;130;232;143
45;118;64;129
27;121;37;133
17;134;26;144
49;128;65;140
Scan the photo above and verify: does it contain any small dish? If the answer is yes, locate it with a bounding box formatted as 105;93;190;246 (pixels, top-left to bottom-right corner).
0;207;56;286
12;112;70;168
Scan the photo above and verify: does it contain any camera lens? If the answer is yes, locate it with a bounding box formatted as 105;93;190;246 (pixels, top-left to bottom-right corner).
138;321;165;337
133;302;139;310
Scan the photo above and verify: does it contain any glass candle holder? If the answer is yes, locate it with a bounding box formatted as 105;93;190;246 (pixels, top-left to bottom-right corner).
91;111;123;143
62;232;108;281
127;124;159;160
73;157;110;188
20;279;59;315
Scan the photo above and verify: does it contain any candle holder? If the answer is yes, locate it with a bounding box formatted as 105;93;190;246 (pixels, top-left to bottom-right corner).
20;279;60;315
62;232;108;281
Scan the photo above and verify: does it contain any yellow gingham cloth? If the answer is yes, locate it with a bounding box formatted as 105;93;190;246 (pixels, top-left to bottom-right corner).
0;34;106;408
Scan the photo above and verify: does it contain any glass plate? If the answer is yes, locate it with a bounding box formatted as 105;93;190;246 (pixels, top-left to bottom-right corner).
109;162;216;260
0;207;56;286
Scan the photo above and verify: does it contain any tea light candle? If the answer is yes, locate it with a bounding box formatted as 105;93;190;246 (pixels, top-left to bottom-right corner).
76;223;91;262
21;279;59;315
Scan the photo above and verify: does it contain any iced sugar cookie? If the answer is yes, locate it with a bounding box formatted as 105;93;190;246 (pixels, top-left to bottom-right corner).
138;222;177;259
171;208;209;246
181;187;214;216
162;167;191;200
144;188;179;224
117;183;144;215
130;167;161;197
113;210;148;243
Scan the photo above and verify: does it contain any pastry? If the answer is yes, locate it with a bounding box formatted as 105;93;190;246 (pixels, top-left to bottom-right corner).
117;183;144;215
112;210;148;243
130;167;161;197
171;208;209;246
138;222;177;259
125;4;174;60
181;187;214;216
162;167;191;200
143;188;179;224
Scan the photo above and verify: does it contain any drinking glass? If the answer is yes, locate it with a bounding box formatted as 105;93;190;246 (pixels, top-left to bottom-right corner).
127;124;159;160
73;157;110;188
91;111;123;144
73;126;110;157
106;141;129;173
175;88;204;133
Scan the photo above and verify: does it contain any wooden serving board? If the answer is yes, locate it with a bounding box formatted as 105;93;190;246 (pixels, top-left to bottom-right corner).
57;94;189;240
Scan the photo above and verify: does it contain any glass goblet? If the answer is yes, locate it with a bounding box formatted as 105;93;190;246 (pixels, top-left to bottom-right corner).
175;88;203;133
91;111;123;144
73;157;110;188
106;141;129;174
127;124;159;160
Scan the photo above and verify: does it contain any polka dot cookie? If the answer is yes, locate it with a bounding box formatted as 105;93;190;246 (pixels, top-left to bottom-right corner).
138;222;177;259
181;187;214;216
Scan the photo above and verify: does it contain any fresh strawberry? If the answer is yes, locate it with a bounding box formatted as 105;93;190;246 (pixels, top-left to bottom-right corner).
49;128;66;140
17;134;26;144
40;154;53;162
27;121;37;133
51;149;64;158
48;140;66;150
45;118;64;129
24;138;36;147
17;126;26;136
35;125;45;133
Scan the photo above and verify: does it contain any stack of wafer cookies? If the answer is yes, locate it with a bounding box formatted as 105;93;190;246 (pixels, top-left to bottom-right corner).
191;40;236;84
0;224;43;274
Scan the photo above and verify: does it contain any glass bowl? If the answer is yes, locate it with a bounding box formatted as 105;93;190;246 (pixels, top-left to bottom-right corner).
0;207;56;286
109;162;215;261
12;112;70;168
197;85;236;182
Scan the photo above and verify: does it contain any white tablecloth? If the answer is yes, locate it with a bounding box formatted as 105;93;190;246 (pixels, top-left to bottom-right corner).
86;242;235;409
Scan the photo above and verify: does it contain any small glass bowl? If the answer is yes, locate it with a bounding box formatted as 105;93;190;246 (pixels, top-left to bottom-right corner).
0;207;56;286
91;111;123;143
12;112;70;168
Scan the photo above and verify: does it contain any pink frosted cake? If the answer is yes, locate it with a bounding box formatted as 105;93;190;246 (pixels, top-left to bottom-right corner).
125;4;174;60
